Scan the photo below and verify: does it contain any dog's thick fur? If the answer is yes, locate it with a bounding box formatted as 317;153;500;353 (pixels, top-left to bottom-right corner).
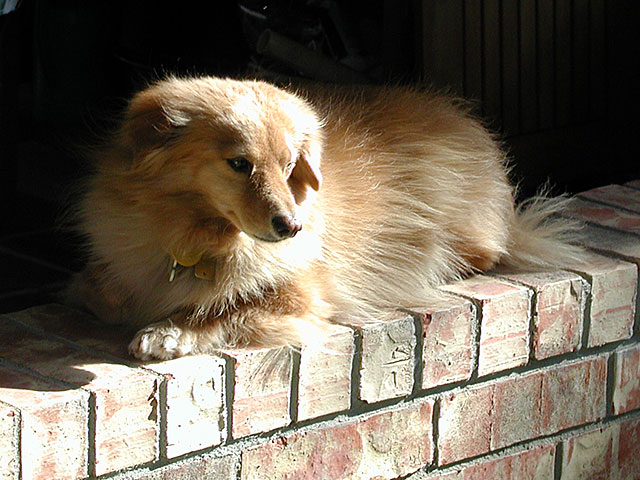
66;77;583;360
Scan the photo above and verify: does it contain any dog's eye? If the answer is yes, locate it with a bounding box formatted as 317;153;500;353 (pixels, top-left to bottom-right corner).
226;157;252;175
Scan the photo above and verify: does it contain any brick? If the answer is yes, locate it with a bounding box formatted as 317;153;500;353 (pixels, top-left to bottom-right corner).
241;399;434;480
498;271;585;360
578;184;640;213
562;424;617;480
147;355;226;458
115;453;237;480
225;347;292;438
410;296;475;390
571;252;637;347
442;276;531;376
10;305;227;458
438;383;493;464
0;319;159;475
619;416;640;479
439;357;607;465
579;223;640;262
297;324;354;421
491;372;543;450
424;445;555;480
0;402;20;480
358;313;416;403
7;304;132;358
541;356;607;435
566;197;640;235
0;365;89;480
612;343;640;415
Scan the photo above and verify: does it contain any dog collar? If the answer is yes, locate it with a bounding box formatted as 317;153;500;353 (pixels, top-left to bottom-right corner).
168;250;216;282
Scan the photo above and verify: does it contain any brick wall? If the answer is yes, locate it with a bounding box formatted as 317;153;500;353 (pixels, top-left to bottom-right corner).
1;181;639;480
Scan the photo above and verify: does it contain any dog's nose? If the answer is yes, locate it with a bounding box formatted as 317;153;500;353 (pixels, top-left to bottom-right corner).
271;215;302;238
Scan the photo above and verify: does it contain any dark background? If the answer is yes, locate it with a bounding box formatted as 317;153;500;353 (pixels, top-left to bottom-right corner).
0;0;638;312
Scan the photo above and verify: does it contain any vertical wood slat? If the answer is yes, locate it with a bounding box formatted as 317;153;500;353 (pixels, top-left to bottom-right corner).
421;0;465;94
464;0;483;104
482;0;501;125
520;0;538;133
572;0;590;122
537;0;556;129
589;0;606;119
555;0;572;127
501;1;520;135
419;0;607;134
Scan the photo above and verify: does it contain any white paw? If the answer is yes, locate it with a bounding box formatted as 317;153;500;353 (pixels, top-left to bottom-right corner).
128;319;194;361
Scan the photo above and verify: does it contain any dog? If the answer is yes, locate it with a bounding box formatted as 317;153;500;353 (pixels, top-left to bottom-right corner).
65;76;584;360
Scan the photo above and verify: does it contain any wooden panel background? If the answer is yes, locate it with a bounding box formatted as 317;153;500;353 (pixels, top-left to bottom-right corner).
420;0;609;136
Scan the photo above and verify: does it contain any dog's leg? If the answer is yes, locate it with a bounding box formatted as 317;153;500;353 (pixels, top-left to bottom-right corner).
128;283;333;360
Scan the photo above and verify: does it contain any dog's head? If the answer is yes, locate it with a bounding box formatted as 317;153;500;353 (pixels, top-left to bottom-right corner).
117;77;323;245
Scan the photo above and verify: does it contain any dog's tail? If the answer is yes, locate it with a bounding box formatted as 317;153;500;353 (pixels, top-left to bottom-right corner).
500;193;586;270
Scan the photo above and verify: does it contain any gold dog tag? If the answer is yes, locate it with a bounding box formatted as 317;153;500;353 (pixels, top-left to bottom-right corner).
172;249;203;267
194;258;216;280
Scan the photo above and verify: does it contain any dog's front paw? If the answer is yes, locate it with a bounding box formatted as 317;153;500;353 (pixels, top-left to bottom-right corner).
129;319;195;361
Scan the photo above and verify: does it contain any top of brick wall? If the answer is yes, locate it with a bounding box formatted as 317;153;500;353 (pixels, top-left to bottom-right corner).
1;181;640;480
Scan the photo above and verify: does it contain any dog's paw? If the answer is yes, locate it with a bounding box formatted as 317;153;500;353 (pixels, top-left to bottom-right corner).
128;319;195;361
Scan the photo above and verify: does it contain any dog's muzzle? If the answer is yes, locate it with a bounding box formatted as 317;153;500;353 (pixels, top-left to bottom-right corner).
271;215;302;239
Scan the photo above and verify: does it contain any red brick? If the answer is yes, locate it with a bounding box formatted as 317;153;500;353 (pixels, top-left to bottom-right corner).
0;365;89;480
11;305;227;458
578;223;640;262
8;304;132;358
438;383;493;464
618;416;640;479
491;372;543;450
241;399;434;480
357;313;417;403
498;271;585;360
410;296;475;390
297;324;354;421
439;357;607;466
442;276;531;376
562;424;617;480
566;197;640;235
0;319;159;475
612;343;640;415
148;355;226;458
225;347;292;438
561;415;640;480
541;357;607;435
572;252;637;347
425;445;555;479
579;184;640;213
118;453;237;480
0;400;21;480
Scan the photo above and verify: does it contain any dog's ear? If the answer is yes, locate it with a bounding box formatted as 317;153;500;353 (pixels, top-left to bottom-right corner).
120;88;188;155
292;140;322;191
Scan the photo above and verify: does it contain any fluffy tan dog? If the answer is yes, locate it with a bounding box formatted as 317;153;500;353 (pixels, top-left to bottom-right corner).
66;76;583;360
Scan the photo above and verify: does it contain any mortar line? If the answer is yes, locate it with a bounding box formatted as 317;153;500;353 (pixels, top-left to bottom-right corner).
554;439;564;480
349;328;364;411
288;347;301;424
606;353;616;417
87;391;97;478
431;397;441;468
411;312;425;396
157;377;168;460
221;353;236;445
